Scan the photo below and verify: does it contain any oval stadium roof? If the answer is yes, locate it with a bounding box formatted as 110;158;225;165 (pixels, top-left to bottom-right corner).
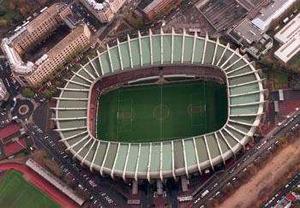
53;29;264;181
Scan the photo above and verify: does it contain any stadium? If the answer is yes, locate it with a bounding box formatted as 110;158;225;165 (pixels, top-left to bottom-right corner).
53;29;264;181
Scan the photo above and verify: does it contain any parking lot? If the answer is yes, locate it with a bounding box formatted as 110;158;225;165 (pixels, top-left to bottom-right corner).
264;173;300;208
164;6;215;36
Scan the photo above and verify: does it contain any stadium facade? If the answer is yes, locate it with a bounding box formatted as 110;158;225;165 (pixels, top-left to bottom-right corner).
53;29;264;181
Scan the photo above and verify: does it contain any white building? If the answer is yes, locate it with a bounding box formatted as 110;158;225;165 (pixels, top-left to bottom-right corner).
79;0;126;23
251;0;297;32
0;79;8;101
274;13;300;63
1;4;91;87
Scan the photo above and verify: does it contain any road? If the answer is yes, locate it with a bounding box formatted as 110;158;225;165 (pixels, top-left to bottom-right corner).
0;110;10;128
192;109;300;207
264;172;300;208
25;123;129;208
0;60;19;97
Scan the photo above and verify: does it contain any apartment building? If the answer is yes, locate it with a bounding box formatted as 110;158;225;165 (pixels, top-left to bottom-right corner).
11;3;71;56
1;3;91;87
21;24;91;86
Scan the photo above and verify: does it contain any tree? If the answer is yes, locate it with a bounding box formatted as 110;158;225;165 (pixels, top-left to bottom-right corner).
21;87;35;98
43;89;54;99
44;159;63;178
223;183;234;197
293;187;300;195
63;173;76;189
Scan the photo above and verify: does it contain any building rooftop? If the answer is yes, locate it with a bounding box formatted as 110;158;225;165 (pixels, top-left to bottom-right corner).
82;0;110;11
0;123;20;141
138;0;154;10
274;13;300;44
251;0;297;32
233;18;263;44
26;3;66;32
46;24;91;59
274;13;300;63
143;0;166;13
274;33;300;63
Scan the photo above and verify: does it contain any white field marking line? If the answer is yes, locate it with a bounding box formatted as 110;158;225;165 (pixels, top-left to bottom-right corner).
204;81;207;130
95;98;100;138
190;94;193;129
130;99;133;131
190;93;202;127
116;89;120;140
160;84;163;140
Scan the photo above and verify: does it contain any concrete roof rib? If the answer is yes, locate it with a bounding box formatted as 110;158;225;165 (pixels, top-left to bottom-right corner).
54;29;264;180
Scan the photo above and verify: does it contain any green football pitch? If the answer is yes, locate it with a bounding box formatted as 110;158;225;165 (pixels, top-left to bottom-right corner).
0;170;59;208
97;80;227;143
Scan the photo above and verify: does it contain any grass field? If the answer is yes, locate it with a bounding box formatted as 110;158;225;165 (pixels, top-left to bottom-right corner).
0;170;59;208
97;80;227;143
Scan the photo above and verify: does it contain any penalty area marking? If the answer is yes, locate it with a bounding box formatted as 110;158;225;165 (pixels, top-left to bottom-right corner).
117;98;134;136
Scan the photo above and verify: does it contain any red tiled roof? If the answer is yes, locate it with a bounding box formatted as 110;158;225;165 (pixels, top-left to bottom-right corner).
0;123;20;141
3;138;26;156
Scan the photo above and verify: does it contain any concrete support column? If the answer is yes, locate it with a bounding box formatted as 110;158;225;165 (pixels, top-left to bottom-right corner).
156;180;163;195
181;176;189;192
132;180;138;195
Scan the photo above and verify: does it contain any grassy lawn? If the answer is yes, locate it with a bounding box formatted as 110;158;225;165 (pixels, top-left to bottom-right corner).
0;170;60;208
265;69;289;90
97;80;227;142
289;52;300;71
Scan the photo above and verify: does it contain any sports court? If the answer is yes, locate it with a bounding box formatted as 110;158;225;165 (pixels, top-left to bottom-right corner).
97;80;227;142
0;170;59;208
